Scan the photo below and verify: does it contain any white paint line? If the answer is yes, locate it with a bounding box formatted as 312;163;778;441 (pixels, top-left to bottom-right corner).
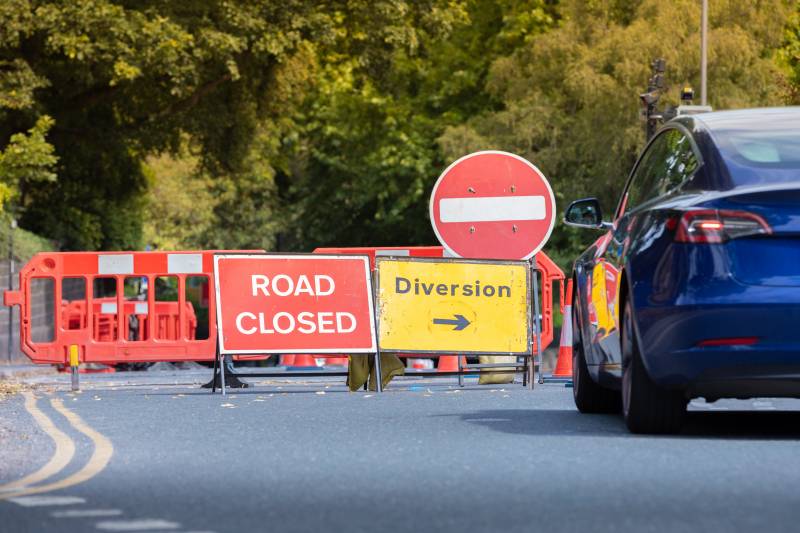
98;254;134;275
167;253;203;274
95;519;181;531
439;195;545;223
52;509;123;518
10;495;86;507
100;302;117;314
375;249;410;256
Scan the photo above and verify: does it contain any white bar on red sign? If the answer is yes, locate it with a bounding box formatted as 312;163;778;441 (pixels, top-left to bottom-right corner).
98;254;134;275
375;250;410;256
167;253;202;274
439;196;546;223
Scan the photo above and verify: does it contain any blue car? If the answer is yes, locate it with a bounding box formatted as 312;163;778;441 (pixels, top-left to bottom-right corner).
564;106;800;433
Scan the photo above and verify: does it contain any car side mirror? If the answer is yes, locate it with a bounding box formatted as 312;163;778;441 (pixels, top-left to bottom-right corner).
564;198;611;230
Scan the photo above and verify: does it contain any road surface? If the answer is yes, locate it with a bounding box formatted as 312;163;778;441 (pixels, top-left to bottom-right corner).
2;368;800;532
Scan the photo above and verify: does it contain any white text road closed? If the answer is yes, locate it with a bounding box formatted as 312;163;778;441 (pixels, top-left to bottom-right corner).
214;255;376;354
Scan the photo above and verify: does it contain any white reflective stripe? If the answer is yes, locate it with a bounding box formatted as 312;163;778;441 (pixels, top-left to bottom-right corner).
100;303;117;314
134;302;148;314
167;253;202;274
10;495;86;507
98;254;133;275
375;249;410;257
439;195;545;223
51;509;122;518
560;305;572;344
95;519;181;531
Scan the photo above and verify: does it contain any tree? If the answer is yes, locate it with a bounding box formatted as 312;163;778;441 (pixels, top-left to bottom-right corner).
0;0;450;250
0;115;57;213
279;0;557;250
439;0;795;267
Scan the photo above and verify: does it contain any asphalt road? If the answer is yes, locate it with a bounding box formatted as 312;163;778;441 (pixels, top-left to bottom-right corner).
2;368;800;533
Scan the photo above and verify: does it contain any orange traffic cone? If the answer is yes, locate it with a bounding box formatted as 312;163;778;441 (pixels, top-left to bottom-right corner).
319;355;349;366
438;355;467;372
552;280;574;379
291;354;317;368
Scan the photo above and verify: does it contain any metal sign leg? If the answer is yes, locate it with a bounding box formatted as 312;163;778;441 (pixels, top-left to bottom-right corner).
374;351;383;393
219;348;226;397
532;256;544;387
210;348;218;394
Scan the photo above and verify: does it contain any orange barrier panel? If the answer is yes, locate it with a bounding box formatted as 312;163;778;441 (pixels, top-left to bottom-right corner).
3;250;258;365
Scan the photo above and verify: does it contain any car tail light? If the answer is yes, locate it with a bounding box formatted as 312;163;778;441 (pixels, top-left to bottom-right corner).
674;209;772;243
697;337;759;347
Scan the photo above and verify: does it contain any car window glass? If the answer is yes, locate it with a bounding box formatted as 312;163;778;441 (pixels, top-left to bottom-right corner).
621;129;698;215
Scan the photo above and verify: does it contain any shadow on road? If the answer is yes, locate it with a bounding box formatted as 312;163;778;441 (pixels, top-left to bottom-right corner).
455;409;800;440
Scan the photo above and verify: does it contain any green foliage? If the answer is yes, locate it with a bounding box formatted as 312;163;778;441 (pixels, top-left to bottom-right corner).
0;0;798;264
438;0;794;268
778;5;800;102
0;0;452;250
0;215;56;262
0;115;57;211
281;0;557;250
142;146;215;251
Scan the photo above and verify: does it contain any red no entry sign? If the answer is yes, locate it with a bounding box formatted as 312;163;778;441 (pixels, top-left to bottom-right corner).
214;255;376;354
429;151;556;260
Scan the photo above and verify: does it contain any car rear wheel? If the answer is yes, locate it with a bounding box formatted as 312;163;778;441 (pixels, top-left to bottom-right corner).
572;302;621;413
622;301;687;434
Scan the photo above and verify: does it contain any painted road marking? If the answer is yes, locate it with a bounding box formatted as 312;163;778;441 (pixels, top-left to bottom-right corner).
0;397;114;500
0;392;76;494
9;495;86;506
439;195;546;223
95;519;181;530
52;509;123;518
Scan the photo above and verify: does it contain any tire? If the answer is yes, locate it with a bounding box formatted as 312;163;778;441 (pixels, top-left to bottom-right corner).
572;300;621;413
621;301;687;434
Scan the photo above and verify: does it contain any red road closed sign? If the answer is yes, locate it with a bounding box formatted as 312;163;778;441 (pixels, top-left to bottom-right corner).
214;254;376;354
429;151;556;260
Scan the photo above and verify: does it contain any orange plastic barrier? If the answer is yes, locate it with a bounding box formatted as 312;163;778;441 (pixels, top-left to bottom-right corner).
3;250;256;365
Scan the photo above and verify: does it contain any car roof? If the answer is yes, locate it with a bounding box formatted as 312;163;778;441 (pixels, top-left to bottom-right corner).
684;106;800;132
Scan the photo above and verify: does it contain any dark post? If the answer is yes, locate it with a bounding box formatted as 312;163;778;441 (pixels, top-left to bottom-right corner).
640;58;666;141
7;218;15;363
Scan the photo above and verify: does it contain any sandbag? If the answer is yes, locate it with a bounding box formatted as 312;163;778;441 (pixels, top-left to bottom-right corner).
347;354;405;391
478;355;516;384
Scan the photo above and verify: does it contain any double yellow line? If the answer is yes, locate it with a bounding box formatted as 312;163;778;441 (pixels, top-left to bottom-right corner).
0;392;114;500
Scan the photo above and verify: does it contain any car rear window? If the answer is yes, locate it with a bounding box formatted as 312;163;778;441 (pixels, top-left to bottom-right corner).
721;131;800;167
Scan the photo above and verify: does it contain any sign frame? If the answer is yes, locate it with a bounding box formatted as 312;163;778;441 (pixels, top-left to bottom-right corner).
429;150;557;260
375;255;532;356
213;252;377;355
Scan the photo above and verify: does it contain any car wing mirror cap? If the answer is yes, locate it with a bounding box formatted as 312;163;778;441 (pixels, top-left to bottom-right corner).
563;197;610;230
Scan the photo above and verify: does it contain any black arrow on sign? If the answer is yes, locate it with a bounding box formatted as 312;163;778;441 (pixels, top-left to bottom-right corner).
433;314;471;331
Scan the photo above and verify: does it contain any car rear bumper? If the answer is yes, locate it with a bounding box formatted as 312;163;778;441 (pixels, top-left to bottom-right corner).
634;284;800;399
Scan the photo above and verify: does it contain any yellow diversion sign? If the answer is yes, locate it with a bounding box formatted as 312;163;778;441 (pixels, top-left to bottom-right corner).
376;257;531;354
